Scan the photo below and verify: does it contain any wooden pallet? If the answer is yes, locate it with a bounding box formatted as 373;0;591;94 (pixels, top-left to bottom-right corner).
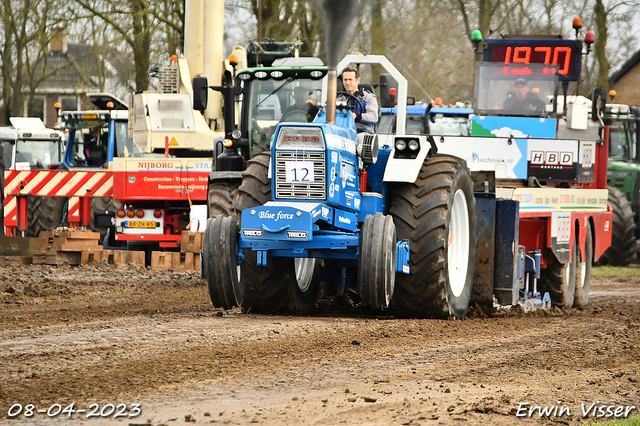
81;249;145;266
32;249;82;266
34;230;101;251
180;231;203;253
0;255;31;266
151;251;200;270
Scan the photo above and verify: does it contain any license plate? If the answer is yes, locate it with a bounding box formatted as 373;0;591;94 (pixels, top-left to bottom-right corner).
125;220;156;228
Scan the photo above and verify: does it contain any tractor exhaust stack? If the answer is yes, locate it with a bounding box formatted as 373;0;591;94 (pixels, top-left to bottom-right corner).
326;70;337;124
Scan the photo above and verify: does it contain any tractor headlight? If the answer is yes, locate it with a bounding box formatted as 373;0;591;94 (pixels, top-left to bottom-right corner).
393;136;423;159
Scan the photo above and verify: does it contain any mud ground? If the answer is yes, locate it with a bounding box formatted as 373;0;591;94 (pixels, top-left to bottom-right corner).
0;263;639;425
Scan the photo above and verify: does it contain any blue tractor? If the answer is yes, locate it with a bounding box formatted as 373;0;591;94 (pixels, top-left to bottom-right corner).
202;55;477;318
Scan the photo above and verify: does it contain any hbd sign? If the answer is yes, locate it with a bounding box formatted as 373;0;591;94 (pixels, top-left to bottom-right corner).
530;151;574;168
527;139;579;182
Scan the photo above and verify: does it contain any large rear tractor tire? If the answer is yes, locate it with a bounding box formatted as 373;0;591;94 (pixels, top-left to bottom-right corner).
389;155;476;319
358;213;397;309
574;221;593;308
27;195;68;237
203;215;239;310
232;151;294;314
597;187;639;266
540;230;577;308
208;182;240;220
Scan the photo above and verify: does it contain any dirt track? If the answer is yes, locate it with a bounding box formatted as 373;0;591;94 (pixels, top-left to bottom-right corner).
1;263;639;425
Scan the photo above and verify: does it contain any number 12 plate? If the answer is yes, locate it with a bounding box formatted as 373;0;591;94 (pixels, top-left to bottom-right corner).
285;161;315;182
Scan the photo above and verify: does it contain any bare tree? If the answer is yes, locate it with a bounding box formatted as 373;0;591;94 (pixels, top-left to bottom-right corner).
72;0;152;92
297;0;325;58
249;0;298;42
0;0;66;122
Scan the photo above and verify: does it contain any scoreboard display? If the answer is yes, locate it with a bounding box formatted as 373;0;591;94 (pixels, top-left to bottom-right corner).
483;39;583;81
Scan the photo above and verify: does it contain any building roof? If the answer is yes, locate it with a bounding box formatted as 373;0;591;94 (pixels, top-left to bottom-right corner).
609;48;640;86
36;43;102;92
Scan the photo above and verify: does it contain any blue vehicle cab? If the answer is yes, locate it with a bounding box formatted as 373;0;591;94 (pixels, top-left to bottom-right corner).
379;103;473;136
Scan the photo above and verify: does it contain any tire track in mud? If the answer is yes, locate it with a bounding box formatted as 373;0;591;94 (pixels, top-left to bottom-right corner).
1;264;639;425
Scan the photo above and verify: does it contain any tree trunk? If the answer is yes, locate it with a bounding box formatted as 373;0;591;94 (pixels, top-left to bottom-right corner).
594;0;609;89
130;0;150;92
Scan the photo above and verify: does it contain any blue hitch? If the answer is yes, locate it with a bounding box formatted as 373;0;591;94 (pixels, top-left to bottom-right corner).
236;245;245;266
396;240;410;274
256;250;268;267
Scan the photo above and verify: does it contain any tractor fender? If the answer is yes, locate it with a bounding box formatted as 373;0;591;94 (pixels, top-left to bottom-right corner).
382;135;433;182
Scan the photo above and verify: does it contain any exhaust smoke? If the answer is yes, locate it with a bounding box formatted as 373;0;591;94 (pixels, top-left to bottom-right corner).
321;0;361;123
321;0;361;69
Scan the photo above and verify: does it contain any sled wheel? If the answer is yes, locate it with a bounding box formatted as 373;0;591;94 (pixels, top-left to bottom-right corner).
574;221;593;308
358;213;397;308
540;229;576;308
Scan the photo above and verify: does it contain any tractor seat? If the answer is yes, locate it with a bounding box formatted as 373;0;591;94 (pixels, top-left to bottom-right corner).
87;145;107;166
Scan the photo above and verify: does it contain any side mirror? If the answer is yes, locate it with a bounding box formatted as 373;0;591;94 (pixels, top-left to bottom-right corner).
379;73;397;108
193;76;209;112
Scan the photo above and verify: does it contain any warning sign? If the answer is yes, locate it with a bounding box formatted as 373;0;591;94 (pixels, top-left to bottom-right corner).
169;137;178;146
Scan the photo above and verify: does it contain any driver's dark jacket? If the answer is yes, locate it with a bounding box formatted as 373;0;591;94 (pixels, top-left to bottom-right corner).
503;92;545;112
338;89;379;131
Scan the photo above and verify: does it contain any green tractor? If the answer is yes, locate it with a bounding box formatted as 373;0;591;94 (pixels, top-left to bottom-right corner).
601;104;640;265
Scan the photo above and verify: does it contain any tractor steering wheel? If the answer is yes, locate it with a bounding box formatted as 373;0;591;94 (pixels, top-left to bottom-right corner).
336;92;363;115
280;109;311;123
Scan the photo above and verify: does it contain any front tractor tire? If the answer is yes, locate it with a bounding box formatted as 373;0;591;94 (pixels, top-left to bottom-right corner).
389;155;476;319
232;151;294;314
203;215;239;310
201;181;240;280
358;213;397;309
291;258;321;315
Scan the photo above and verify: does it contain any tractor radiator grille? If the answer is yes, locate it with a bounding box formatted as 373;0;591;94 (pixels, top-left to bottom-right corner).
275;151;326;200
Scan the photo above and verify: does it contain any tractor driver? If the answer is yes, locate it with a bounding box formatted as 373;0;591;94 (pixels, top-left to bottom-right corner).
280;86;319;122
503;78;545;113
339;67;379;133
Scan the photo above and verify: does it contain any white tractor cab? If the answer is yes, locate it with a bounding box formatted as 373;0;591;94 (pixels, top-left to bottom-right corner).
0;117;64;170
55;93;136;169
